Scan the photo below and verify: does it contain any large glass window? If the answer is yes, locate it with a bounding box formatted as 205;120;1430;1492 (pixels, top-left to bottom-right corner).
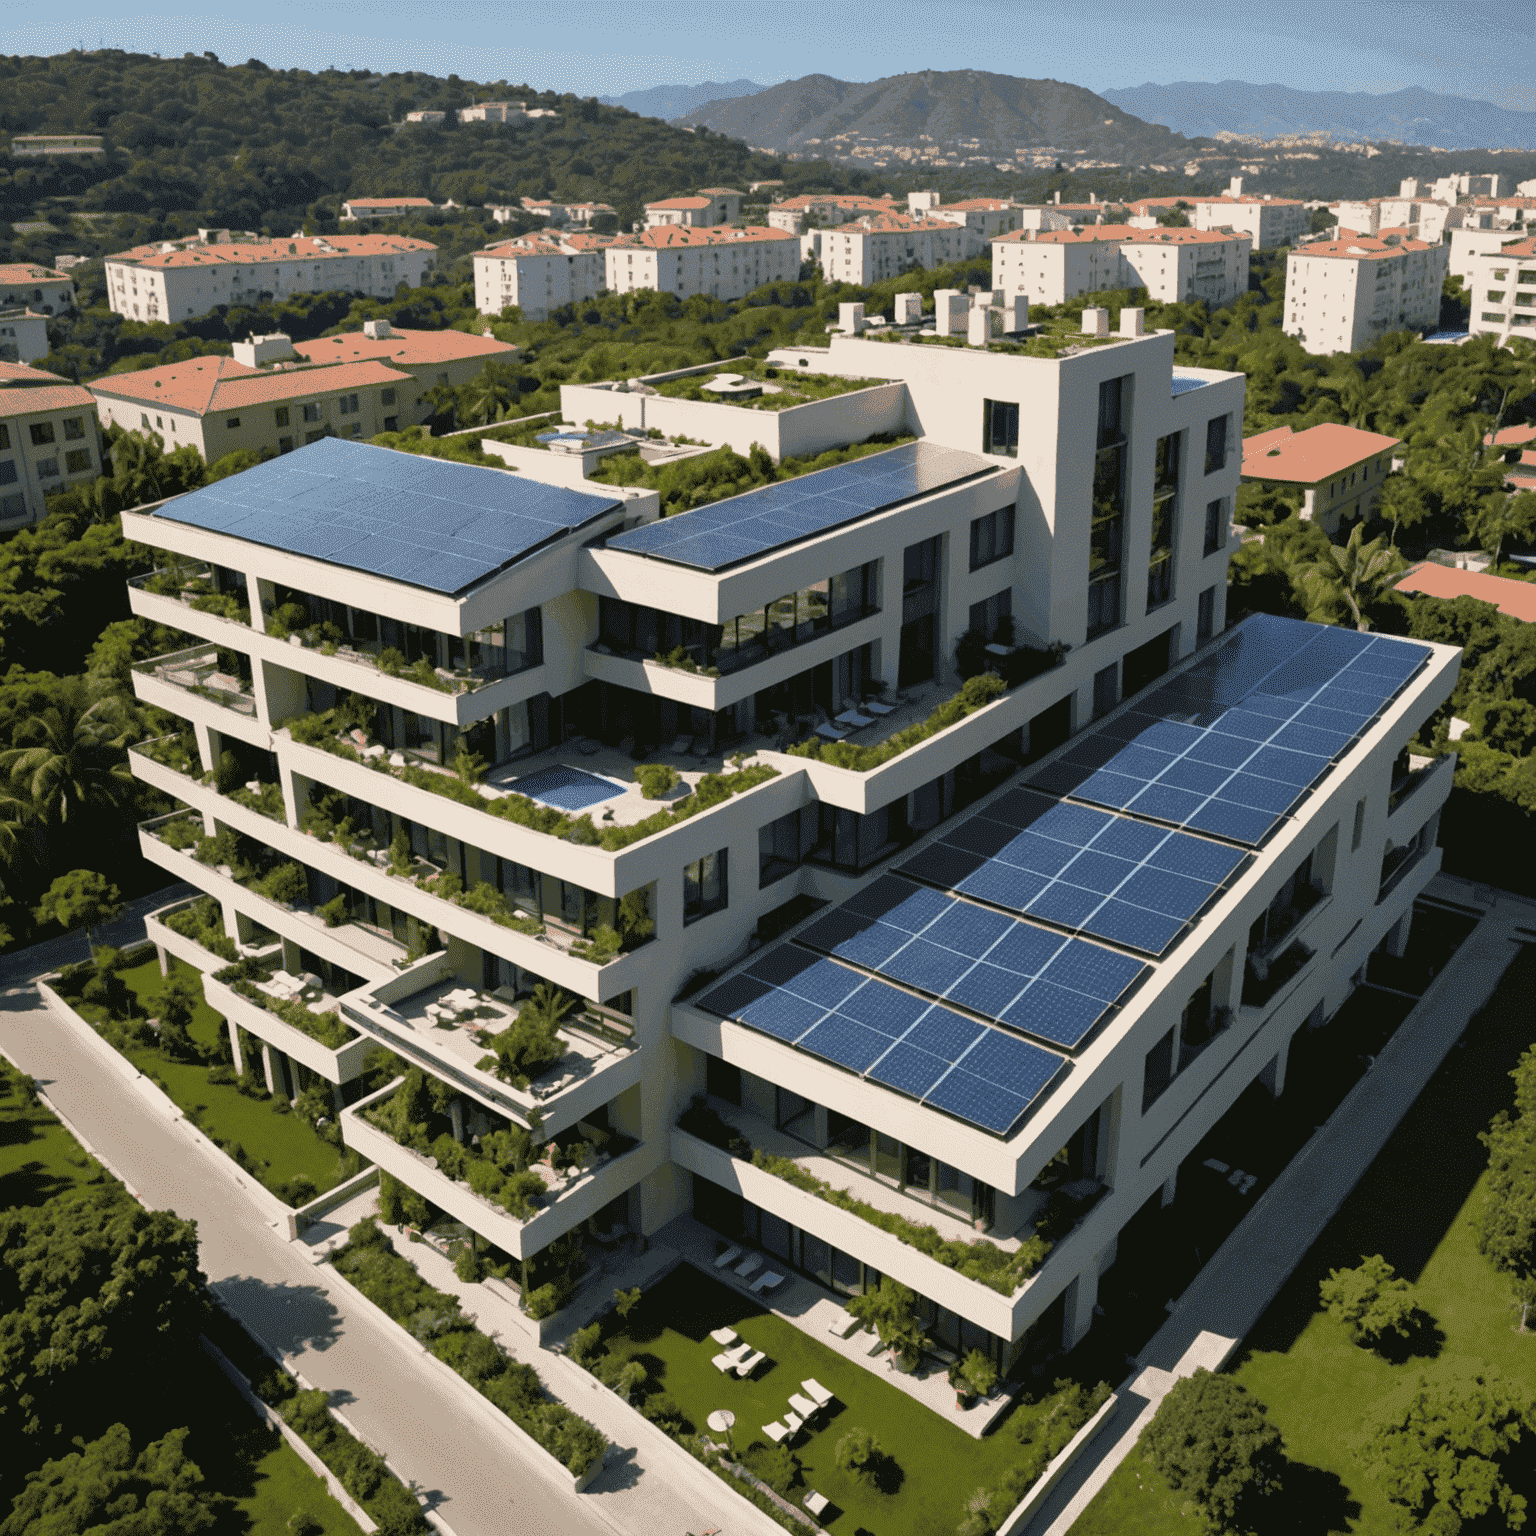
759;805;815;887
969;505;1016;570
1142;1027;1176;1111
982;398;1019;457
1088;376;1128;638
1203;497;1227;556
684;849;728;924
969;587;1012;640
1147;431;1179;611
1197;585;1216;644
1205;413;1229;475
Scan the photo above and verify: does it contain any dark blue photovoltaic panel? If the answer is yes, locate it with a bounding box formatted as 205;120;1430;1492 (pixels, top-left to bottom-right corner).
149;437;622;594
606;440;997;571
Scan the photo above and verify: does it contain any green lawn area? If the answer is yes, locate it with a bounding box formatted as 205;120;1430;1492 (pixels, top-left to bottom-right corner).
1074;944;1536;1536
60;953;353;1202
596;1264;1091;1536
0;1070;108;1209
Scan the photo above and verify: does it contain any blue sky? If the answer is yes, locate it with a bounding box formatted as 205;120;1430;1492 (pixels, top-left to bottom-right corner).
4;0;1533;112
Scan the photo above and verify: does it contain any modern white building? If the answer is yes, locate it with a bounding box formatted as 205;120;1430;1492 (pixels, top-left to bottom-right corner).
473;233;615;321
605;226;801;302
1191;182;1309;248
342;197;437;221
120;312;1458;1370
643;190;744;230
0;262;76;316
1447;225;1525;282
991;226;1251;309
0;307;51;364
1464;236;1536;343
812;214;976;286
104;233;438;323
1283;235;1448;355
0;361;103;528
767;194;901;235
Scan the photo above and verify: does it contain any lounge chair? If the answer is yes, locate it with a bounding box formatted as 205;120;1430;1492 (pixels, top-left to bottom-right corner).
763;1420;789;1444
722;1340;751;1361
713;1244;743;1270
711;1352;739;1374
734;1350;767;1377
827;1308;860;1338
734;1253;764;1280
788;1392;820;1421
709;1326;739;1346
804;1489;830;1519
802;1378;833;1407
750;1269;785;1294
783;1410;804;1436
814;722;850;742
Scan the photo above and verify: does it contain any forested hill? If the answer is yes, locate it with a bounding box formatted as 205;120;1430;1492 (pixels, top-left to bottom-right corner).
0;50;876;242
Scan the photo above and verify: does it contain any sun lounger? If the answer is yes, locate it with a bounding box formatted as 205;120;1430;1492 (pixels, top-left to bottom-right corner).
713;1244;743;1270
804;1489;830;1518
814;722;850;742
750;1269;785;1294
827;1307;860;1338
763;1420;789;1444
863;700;895;717
722;1340;751;1361
734;1350;766;1377
782;1410;804;1435
734;1253;764;1280
835;710;875;730
802;1378;833;1407
709;1326;739;1346
712;1352;739;1374
788;1392;819;1421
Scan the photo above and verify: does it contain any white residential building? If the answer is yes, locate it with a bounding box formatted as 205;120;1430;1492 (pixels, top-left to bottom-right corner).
459;101;558;123
991;227;1251;309
1447;226;1525;282
767;194;900;235
606;227;801;302
473;233;615;321
910;195;1026;240
342;197;436;221
104;233;438;323
402;111;446;126
1283;236;1448;354
644;191;743;230
813;214;976;286
0;262;76;316
0;361;104;528
1190;181;1308;248
1241;423;1402;535
121;318;1456;1376
1464;236;1536;343
0;308;51;364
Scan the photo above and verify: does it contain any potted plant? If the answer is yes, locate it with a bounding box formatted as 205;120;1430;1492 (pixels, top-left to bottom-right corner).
850;1278;928;1372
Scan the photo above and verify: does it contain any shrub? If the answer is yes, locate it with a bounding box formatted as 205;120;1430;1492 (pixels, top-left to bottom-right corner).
634;762;679;799
1319;1253;1420;1346
524;1282;560;1320
836;1427;883;1484
641;1392;687;1435
259;862;309;906
568;1323;604;1369
214;748;244;793
745;1439;803;1497
789;672;1008;770
318;894;348;928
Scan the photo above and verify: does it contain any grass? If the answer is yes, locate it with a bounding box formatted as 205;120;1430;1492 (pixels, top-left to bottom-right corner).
0;1071;109;1209
60;953;353;1201
1073;943;1536;1536
593;1264;1096;1536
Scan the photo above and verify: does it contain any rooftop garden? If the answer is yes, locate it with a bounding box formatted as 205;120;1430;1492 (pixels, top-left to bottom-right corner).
648;362;890;411
212;954;356;1051
869;316;1129;361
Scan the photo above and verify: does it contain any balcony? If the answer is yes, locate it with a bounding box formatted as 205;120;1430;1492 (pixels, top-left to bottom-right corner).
340;956;642;1136
1378;836;1434;905
1388;750;1454;830
129;566;251;627
1241;938;1315;1011
131;643;265;745
202;967;375;1085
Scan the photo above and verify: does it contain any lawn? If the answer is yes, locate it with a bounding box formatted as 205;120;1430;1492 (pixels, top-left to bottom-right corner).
57;953;353;1202
0;1064;109;1209
1073;943;1536;1536
594;1264;1097;1536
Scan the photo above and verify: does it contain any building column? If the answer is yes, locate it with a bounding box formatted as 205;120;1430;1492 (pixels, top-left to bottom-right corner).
227;1020;244;1075
450;1096;465;1144
155;942;169;978
1062;1263;1100;1351
1161;1170;1178;1208
1385;910;1412;959
261;1041;278;1097
1260;1036;1290;1099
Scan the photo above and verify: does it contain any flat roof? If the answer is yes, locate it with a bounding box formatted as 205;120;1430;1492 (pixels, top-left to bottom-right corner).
607;440;996;573
146;437;623;595
1395;563;1536;623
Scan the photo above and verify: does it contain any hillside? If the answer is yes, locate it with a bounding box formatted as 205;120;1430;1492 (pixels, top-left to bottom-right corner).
678;70;1194;166
599;79;765;121
1103;80;1536;151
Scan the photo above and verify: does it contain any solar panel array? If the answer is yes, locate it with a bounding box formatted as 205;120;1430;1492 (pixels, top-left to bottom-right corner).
151;436;624;595
699;947;1066;1135
606;440;995;572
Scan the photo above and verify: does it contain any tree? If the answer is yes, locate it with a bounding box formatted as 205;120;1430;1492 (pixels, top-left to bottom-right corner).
835;1427;883;1485
33;868;123;958
1318;1254;1419;1346
1363;1375;1536;1535
0;1423;226;1536
1477;1043;1536;1331
1142;1370;1284;1532
155;972;203;1061
1471;490;1536;568
612;1286;641;1319
1293;524;1406;632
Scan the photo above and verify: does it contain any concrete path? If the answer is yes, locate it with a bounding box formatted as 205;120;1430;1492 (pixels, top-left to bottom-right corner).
1022;876;1536;1535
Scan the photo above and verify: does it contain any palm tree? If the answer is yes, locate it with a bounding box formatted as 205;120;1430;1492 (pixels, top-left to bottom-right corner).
1293;525;1405;633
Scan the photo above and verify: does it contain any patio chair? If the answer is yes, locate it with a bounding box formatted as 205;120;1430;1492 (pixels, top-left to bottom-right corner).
722;1340;752;1361
783;1410;804;1436
734;1253;764;1280
733;1349;766;1378
803;1489;830;1520
713;1244;743;1270
711;1352;739;1374
750;1270;785;1294
709;1326;739;1346
763;1420;790;1444
814;722;850;742
802;1378;834;1407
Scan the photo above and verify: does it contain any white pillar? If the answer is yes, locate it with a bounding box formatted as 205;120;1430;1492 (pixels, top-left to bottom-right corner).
227;1020;244;1075
1385;911;1412;959
155;943;169;978
261;1041;279;1097
1260;1036;1289;1098
1062;1264;1099;1351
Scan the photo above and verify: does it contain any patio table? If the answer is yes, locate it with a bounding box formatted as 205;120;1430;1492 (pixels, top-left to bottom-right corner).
706;1409;735;1436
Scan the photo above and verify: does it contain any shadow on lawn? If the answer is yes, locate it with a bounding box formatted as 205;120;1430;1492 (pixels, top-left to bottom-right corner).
1253;1459;1361;1535
0;1159;81;1207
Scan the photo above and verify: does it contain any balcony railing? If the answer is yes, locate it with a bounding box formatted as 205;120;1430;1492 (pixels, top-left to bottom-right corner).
130;567;251;626
1389;752;1452;818
1378;840;1430;904
1241;939;1315;1010
133;643;257;718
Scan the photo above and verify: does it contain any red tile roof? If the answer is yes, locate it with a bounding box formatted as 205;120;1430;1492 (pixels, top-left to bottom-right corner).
345;197;434;208
106;234;436;270
0;263;72;285
1195;194;1306;208
1241;424;1401;484
1003;224;1245;247
1394;563;1536;623
292;328;515;368
645;196;713;211
1289;235;1438;261
0;359;67;385
0;381;95;415
1482;236;1536;258
614;225;797;250
89;355;409;415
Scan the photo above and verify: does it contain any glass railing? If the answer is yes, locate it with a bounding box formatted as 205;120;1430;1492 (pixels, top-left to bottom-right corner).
133;643;257;717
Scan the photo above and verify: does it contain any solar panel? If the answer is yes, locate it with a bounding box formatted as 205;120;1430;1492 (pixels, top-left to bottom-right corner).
149;437;623;595
605;440;997;572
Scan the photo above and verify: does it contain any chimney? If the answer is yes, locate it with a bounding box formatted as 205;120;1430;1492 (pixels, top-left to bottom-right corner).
1053;190;1061;204
1119;307;1145;337
893;291;923;325
933;289;969;337
1081;307;1109;338
1002;293;1029;331
1228;176;1244;197
838;301;865;336
363;318;393;340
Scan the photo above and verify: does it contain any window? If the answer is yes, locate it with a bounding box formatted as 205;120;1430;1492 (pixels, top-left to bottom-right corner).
64;449;92;474
140;413;150;429
301;403;321;422
29;421;55;446
338;393;360;415
1093;661;1119;718
381;387;397;406
981;398;1019;457
969;587;1012;639
1142;1027;1176;1112
1352;797;1366;852
36;456;58;479
273;407;290;427
1088;376;1128;637
0;460;15;485
225;415;241;429
383;416;398;433
278;436;293;454
1197;585;1216;644
1204;413;1228;475
1147;431;1179;610
1203;497;1226;556
969;506;1015;570
684;850;728;924
304;429;326;444
760;806;814;887
62;416;85;441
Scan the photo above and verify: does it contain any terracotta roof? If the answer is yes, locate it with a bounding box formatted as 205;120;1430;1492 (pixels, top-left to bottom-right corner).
1195;194;1306;208
292;328;515;368
1289;235;1438;261
774;194;894;212
89;356;410;415
0;359;67;385
477;232;617;258
1480;236;1536;258
696;187;743;196
105;234;436;270
0;381;95;415
1487;424;1536;447
646;196;713;211
1004;224;1244;247
1394;563;1536;623
939;198;1014;212
838;213;957;235
0;263;71;285
613;225;798;250
1241;424;1401;484
344;197;434;208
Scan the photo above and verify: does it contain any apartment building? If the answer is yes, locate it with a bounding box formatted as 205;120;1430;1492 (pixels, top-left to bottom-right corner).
606;226;801;302
1191;182;1309;248
767;194;900;235
402;111;446;126
9;134;103;156
1447;225;1524;281
1241;423;1402;535
1335;196;1459;244
0;262;76;315
0;308;50;364
909;195;1026;240
991;226;1251;309
473;232;615;321
813;214;976;286
459;101;558;123
104;233;438;323
286;319;515;396
1465;236;1536;343
342;197;436;221
1283;236;1448;354
644;190;743;230
90;355;414;461
0;361;103;528
120;306;1457;1373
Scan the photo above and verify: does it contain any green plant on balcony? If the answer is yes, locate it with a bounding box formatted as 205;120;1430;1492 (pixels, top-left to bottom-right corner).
157;814;202;852
189;591;250;623
476;982;572;1088
193;824;244;872
789;672;1009;770
421;868;463;900
617;887;654;948
388;825;413;877
848;1277;929;1370
163;896;240;961
265;601;308;641
230;780;285;820
257;862;308;906
634;762;679;800
567;924;621;964
453;745;487;785
319;894;348;928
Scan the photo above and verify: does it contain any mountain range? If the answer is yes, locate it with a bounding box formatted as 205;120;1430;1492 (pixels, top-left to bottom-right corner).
1102;82;1536;151
677;70;1191;164
600;79;765;122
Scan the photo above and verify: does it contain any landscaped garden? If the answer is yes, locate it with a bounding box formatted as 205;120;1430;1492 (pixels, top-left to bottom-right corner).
568;1263;1110;1536
1073;943;1536;1536
0;1055;109;1208
50;946;364;1205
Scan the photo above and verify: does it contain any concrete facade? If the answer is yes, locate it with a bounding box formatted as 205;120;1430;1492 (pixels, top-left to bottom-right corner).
1283;236;1448;354
992;227;1251;309
0;363;104;528
1464;236;1536;344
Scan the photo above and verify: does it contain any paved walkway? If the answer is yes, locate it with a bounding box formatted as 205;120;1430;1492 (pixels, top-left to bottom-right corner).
1021;875;1536;1535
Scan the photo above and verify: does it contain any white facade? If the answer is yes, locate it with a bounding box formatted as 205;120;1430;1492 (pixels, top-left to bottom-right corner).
1191;195;1309;248
1448;225;1526;282
0;369;103;528
342;198;435;221
813;217;976;286
606;229;801;302
473;237;611;321
0;308;50;364
992;228;1251;309
1464;238;1536;343
122;324;1455;1373
1283;237;1449;354
0;263;75;316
